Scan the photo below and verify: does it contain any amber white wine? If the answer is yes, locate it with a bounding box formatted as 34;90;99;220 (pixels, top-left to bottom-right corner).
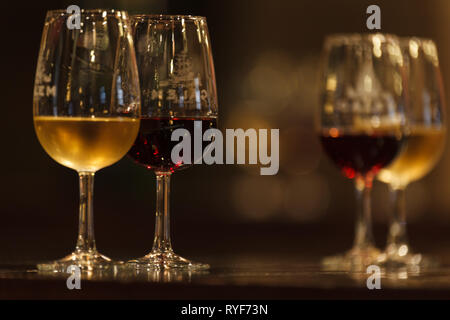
378;126;446;187
34;116;140;172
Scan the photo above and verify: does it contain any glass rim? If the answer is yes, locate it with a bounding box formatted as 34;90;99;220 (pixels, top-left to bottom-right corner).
399;36;436;46
324;33;400;47
131;14;206;22
46;9;129;16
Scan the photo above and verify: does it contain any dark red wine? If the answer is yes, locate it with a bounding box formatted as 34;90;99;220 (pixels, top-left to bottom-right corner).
320;132;402;179
128;117;217;172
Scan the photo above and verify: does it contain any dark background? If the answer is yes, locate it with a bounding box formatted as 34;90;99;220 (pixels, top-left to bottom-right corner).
1;0;449;264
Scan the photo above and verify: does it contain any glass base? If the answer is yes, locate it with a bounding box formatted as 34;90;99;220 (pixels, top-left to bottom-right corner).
321;246;381;271
127;250;209;271
130;268;209;282
376;244;440;269
37;250;121;273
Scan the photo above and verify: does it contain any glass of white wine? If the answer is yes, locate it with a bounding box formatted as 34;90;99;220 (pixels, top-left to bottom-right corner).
33;9;140;272
377;38;446;268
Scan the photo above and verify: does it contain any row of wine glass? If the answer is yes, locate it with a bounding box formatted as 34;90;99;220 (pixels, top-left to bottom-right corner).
318;34;445;271
34;10;217;272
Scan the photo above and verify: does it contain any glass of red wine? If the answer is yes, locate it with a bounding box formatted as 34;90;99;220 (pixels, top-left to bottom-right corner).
318;34;407;270
129;15;218;270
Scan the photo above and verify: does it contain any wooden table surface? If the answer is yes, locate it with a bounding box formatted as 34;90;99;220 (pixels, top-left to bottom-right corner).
2;223;450;299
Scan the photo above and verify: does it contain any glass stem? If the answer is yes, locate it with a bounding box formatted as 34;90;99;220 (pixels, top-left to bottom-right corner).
353;174;375;250
386;186;409;251
76;172;96;253
152;172;173;253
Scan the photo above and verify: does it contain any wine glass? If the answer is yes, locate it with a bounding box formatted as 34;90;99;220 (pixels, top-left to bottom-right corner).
377;38;446;268
317;34;407;270
129;15;218;270
33;9;140;272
